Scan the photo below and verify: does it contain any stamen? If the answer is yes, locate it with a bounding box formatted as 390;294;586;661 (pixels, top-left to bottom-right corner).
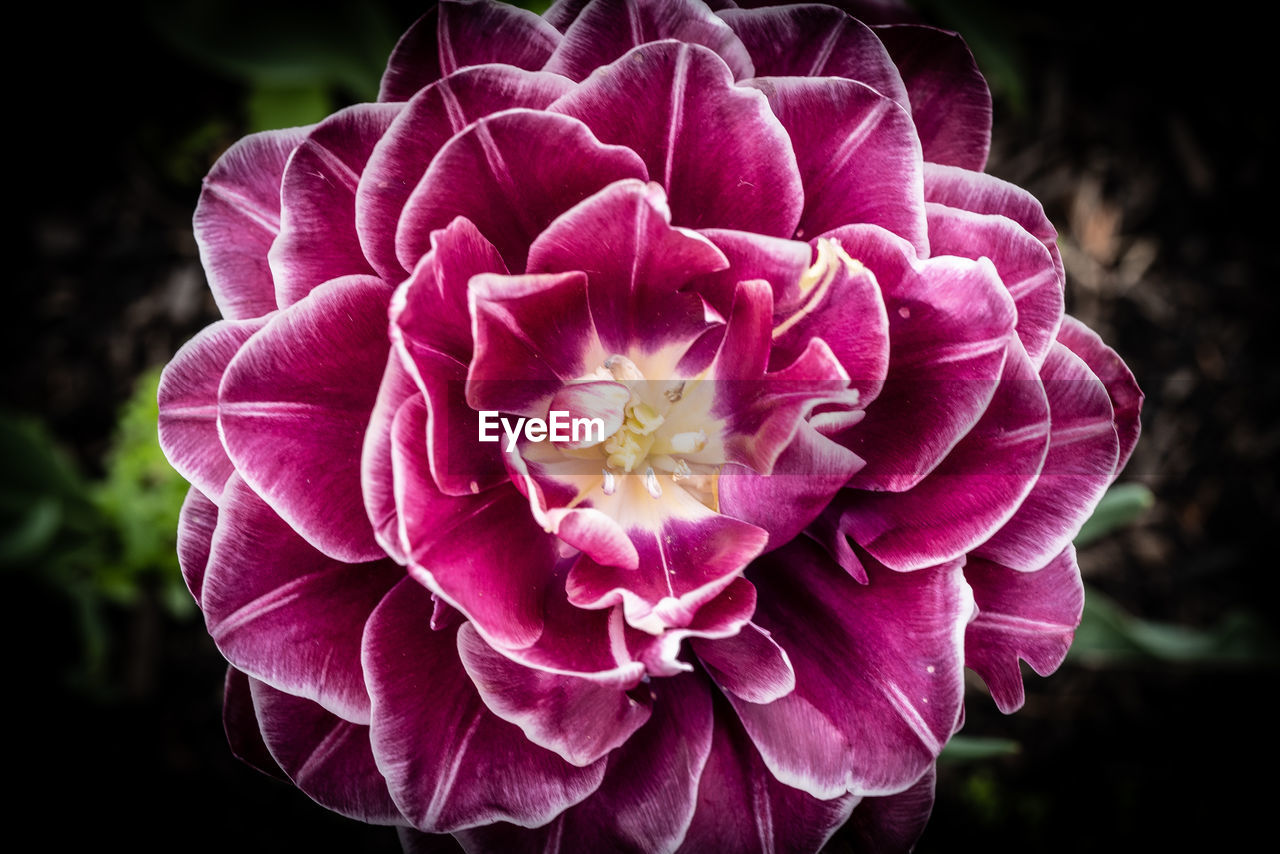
644;466;662;498
666;430;707;454
774;238;865;340
603;354;645;382
601;467;617;496
671;459;692;481
664;381;686;403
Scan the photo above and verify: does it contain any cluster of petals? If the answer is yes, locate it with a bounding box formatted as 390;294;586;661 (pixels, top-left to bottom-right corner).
158;0;1142;851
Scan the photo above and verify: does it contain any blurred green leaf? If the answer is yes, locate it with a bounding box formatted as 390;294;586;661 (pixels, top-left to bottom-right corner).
940;736;1021;764
245;82;333;133
1074;482;1154;547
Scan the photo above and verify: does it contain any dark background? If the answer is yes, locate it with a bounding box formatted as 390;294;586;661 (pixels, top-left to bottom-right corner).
7;1;1276;850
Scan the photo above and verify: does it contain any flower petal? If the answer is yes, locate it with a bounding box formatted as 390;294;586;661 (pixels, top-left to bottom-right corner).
176;487;218;607
158;317;267;503
546;0;754;81
738;539;970;799
397;109;647;272
202;475;403;724
363;578;604;832
693;228;811;322
964;546;1084;714
219;274;392;563
845;765;936;854
270;102;402;307
692;622;795;704
193;127;307;319
362;350;420;564
1056;315;1143;477
222;667;286;780
551;41;801;236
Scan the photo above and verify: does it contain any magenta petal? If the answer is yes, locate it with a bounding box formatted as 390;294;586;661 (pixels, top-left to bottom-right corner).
360;67;572;282
693;228;811;320
842;338;1050;572
222;667;286;780
677;695;859;854
692;622;795;704
456;623;648;767
219;275;392;563
846;765;936;854
546;0;754;82
875;24;991;171
379;9;441;102
176;487;217;607
270;102;401;307
158;317;266;503
1056;315;1144;477
193;127;307;319
739;539;970;798
203;475;403;724
363;578;604;832
721;5;908;107
974;343;1118;570
362;351;420;563
248;677;405;825
397;109;647;272
965;546;1084;713
437;0;561;76
551;41;801;236
926;201;1063;368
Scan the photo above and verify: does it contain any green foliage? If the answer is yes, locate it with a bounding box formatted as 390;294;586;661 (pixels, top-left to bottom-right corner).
939;735;1021;764
1073;482;1154;548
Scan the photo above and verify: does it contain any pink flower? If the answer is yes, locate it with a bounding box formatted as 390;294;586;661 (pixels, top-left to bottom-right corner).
159;1;1142;851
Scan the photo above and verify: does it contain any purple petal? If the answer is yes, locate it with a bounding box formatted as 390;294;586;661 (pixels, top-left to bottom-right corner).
965;546;1084;713
720;4;909;105
738;539;970;798
545;0;754;81
202;475;403;724
748;75;926;251
397;109;647;272
270;102;402;307
841;338;1050;571
248;677;405;825
158;317;266;503
363;578;604;832
193;127;307;319
926;201;1063;368
526;179;729;353
692;622;795;704
974;343;1118;570
551;42;801;236
1056;315;1143;477
361;350;420;564
218;274;392;563
676;695;859;854
693;228;811;320
456;623;649;767
176;487;217;607
222;667;286;780
360;66;573;282
379;9;441;102
875;24;991;171
846;765;936;854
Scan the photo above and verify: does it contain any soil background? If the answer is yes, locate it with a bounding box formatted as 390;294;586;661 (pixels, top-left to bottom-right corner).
7;1;1276;851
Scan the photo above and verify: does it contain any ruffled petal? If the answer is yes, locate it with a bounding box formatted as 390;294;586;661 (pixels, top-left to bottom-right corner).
202;475;403;724
1056;315;1143;477
361;351;420;564
691;622;795;704
551;41;801;236
193;127;308;319
158;317;267;503
974;342;1118;570
846;765;936;854
176;487;218;606
218;274;392;563
397;109;647;272
267;103;400;308
363;578;604;832
965;546;1084;713
546;0;754;81
378;9;441;102
222;667;286;780
875;24;991;171
248;676;405;825
693;228;811;321
360;66;572;282
738;539;970;799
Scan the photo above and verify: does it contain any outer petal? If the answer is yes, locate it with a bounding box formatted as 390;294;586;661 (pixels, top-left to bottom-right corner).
1056;315;1143;477
455;673;714;854
360;66;573;282
973;343;1118;571
193;127;308;319
397;109;647;272
875;24;992;171
202;475;403;724
176;486;218;606
691;622;795;704
721;5;908;107
738;539;970;799
222;667;286;780
248;676;405;825
218;274;392;563
361;350;420;564
551;42;801;236
363;578;605;832
158;317;266;503
676;694;859;854
379;8;441;102
964;546;1084;714
846;765;937;854
545;0;754;81
270;102;402;306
